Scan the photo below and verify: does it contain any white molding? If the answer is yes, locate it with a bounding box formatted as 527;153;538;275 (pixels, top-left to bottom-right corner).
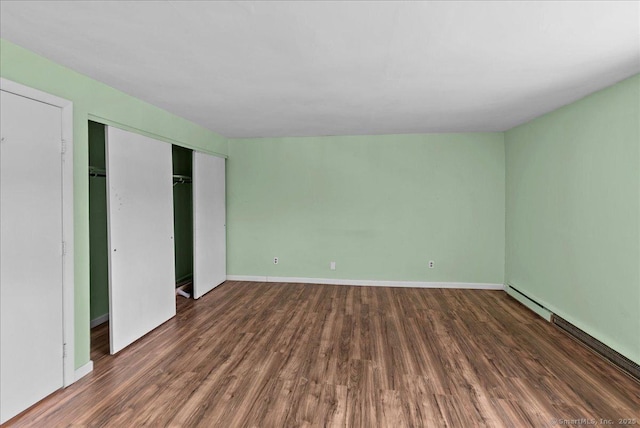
90;313;109;328
0;78;72;108
74;361;93;382
227;275;268;282
0;78;75;388
226;275;504;290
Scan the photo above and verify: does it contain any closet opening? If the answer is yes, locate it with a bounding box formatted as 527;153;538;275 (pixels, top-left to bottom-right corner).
172;145;194;299
88;120;110;359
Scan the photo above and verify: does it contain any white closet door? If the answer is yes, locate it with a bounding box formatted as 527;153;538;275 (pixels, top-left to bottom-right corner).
193;152;226;299
106;126;176;354
0;90;63;423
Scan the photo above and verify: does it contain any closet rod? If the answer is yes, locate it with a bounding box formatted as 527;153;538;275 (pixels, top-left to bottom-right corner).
89;166;106;178
173;175;192;186
89;168;192;185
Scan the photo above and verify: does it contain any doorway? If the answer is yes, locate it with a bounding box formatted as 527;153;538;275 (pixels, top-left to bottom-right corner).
88;120;110;358
172;145;194;297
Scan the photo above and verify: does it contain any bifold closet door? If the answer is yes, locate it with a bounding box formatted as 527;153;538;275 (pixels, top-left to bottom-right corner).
193;152;226;299
106;126;176;354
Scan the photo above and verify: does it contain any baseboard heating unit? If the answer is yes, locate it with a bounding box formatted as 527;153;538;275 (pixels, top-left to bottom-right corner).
504;285;553;321
551;314;640;381
505;284;639;381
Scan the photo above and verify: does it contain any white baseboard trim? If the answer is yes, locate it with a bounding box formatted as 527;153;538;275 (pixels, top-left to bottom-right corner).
74;360;93;382
226;275;504;290
227;275;268;282
90;313;109;328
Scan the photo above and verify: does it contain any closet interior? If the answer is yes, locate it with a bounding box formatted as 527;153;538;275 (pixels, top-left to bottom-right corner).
88;121;109;331
172;145;194;298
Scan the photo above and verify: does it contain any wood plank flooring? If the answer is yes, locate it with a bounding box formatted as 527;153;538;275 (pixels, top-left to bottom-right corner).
5;281;639;427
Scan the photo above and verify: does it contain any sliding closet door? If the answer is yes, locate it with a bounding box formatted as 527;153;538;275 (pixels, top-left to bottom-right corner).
193;152;226;299
106;127;176;354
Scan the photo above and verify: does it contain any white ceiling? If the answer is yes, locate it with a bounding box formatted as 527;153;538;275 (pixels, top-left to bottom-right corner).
1;1;639;138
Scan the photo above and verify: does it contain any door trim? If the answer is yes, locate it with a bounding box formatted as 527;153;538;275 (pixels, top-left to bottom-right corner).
0;78;75;387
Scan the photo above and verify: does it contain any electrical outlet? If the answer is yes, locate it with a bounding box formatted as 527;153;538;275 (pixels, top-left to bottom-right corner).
274;257;279;265
330;261;336;270
428;260;435;268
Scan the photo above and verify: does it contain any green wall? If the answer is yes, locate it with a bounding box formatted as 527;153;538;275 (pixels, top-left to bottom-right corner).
227;134;505;284
505;74;640;364
0;38;228;369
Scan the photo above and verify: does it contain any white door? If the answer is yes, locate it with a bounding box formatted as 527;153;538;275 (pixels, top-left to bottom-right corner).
193;152;226;299
0;90;64;423
106;126;176;354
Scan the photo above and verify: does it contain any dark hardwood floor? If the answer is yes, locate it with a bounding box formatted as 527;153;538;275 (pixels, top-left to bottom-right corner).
5;281;639;427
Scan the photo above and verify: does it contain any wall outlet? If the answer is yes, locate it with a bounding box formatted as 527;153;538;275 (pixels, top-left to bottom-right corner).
274;257;279;265
428;260;435;268
330;261;336;270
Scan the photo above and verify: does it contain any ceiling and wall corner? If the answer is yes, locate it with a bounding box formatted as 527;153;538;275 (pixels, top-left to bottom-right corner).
1;1;638;139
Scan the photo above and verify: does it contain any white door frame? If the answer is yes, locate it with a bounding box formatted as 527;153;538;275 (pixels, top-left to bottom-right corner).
0;78;75;387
